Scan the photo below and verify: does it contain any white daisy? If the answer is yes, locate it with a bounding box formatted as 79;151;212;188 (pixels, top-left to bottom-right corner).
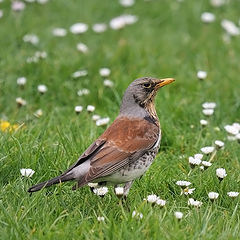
216;168;227;180
208;192;219;200
75;106;83;114
181;187;195;195
146;194;159;203
200;119;208;126
201;12;216;23
37;84;48;94
202;109;214;116
76;43;88;54
16;97;27;107
34;109;43;118
97;216;105;222
92;115;101;121
109;14;138;30
197;70;207;80
174;211;183;219
17;77;27;86
99;68;111;77
176;181;191;187
232;123;240;131
202;102;216;109
221;19;240;36
210;0;225;7
156;199;166;206
188;198;203;207
93;187;108;196
194;154;203;160
87;105;95;113
34;51;47;59
119;0;135;7
52;28;67;37
96;117;110;126
20;168;35;177
214;140;224;149
201;161;212;168
70;23;88;34
227;192;239;198
224;125;239;135
12;1;25;11
103;79;114;87
201;146;215;154
72;70;88;78
77;88;90;96
92;23;107;33
115;187;124;196
23;34;39;45
189;156;201;167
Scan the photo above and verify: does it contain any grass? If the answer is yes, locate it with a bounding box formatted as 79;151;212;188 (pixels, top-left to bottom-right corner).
0;0;240;239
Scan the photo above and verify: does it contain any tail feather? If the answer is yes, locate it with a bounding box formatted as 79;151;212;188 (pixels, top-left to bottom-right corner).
28;172;74;193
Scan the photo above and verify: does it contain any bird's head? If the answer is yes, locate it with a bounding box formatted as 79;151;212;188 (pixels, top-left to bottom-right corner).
120;77;175;118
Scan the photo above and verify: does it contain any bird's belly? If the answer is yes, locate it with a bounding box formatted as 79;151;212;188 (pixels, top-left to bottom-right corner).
101;148;159;184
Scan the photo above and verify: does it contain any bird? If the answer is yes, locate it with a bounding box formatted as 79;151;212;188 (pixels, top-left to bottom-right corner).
28;77;175;197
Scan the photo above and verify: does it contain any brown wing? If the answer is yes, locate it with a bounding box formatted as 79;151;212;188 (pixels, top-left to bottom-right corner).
82;116;160;184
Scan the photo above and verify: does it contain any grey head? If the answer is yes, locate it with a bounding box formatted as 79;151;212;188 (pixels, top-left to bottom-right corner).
120;77;175;119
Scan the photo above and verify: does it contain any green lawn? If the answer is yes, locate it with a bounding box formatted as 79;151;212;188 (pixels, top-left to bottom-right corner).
0;0;240;239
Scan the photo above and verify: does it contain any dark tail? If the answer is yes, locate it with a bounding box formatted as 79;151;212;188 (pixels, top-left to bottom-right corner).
28;172;74;193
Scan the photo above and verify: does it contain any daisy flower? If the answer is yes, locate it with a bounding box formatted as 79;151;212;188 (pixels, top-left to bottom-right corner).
221;19;240;36
202;109;214;116
17;77;27;86
200;119;208;126
16;97;27;107
197;70;207;80
216;168;227;180
87;105;95;113
201;146;214;154
202;102;216;109
208;192;219;200
96;117;110;126
38;84;48;94
70;23;88;34
75;106;83;114
227;192;239;198
20;168;35;177
214;140;224;149
201;12;216;23
76;43;88;54
99;68;111;77
97;216;105;222
93;187;108;196
176;181;191;188
174;211;183;219
92;23;107;33
114;187;124;196
52;28;67;37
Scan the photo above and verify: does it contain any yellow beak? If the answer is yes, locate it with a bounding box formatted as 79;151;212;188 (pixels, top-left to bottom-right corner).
155;78;175;89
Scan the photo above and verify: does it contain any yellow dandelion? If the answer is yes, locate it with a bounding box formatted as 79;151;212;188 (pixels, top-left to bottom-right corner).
0;120;11;132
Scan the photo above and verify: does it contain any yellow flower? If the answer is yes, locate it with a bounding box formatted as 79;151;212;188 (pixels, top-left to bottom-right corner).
0;120;20;132
0;121;11;131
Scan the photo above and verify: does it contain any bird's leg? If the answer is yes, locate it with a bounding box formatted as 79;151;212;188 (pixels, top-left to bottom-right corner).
123;181;133;197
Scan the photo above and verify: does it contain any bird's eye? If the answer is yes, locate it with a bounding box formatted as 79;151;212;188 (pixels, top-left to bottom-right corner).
143;83;151;88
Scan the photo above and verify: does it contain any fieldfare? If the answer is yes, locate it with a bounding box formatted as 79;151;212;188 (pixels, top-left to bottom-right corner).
28;77;175;196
